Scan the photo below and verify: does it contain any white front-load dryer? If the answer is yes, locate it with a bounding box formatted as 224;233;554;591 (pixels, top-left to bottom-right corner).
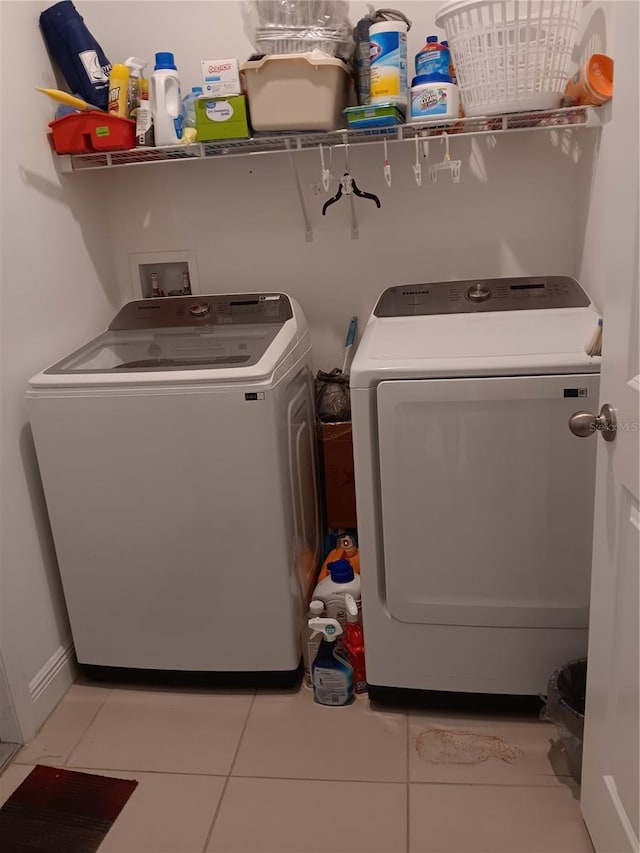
350;277;601;696
28;293;319;680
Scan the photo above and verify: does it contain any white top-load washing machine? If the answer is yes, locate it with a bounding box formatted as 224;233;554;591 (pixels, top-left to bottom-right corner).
28;293;319;679
350;277;601;697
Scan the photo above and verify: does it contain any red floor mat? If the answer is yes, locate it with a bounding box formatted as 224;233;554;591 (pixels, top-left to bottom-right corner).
0;765;138;852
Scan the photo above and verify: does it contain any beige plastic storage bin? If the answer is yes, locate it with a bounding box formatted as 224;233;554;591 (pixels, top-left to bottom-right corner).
241;54;352;132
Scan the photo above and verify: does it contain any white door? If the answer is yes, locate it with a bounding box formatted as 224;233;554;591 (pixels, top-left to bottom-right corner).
580;3;639;850
377;374;598;629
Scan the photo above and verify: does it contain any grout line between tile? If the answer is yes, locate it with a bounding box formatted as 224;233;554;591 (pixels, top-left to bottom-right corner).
230;774;408;785
63;687;114;767
58;763;577;788
64;765;229;779
61;765;412;784
406;712;410;853
200;691;257;853
409;780;582;789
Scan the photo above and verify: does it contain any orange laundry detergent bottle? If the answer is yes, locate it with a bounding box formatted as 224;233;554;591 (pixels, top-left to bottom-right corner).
317;534;360;582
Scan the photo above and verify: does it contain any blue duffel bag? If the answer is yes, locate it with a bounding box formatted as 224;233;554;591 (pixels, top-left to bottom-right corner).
40;1;112;110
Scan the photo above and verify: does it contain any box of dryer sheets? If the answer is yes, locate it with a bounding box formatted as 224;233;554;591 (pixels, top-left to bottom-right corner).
194;96;249;141
201;58;242;96
318;422;357;529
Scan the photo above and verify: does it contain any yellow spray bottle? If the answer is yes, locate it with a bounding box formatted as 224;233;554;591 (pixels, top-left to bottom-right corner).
108;64;130;117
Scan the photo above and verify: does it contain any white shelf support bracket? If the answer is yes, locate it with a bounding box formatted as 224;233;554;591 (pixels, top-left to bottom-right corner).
586;105;603;128
59;155;74;173
285;142;313;243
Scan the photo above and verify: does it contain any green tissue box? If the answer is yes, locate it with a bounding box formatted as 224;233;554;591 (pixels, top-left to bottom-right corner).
195;96;250;141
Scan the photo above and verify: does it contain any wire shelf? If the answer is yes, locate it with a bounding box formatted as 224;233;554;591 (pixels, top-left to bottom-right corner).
59;106;595;172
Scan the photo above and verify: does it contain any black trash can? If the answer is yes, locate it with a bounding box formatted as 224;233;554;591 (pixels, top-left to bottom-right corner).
545;658;587;783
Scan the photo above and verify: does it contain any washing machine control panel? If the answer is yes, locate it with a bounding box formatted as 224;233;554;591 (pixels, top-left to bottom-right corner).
374;277;590;316
109;293;293;330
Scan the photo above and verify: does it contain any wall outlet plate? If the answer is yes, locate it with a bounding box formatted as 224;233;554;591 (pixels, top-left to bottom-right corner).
129;250;200;299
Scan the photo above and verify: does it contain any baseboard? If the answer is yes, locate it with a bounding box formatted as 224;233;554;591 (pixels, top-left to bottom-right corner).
29;637;75;704
26;638;77;736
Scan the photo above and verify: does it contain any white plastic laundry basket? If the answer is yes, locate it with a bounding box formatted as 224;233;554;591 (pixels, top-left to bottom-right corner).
435;0;582;116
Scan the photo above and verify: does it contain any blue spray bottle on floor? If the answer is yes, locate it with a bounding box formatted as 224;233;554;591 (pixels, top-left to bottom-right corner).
309;618;354;706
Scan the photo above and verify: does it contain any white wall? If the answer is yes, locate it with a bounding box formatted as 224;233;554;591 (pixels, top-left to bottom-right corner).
0;2;120;740
85;0;598;368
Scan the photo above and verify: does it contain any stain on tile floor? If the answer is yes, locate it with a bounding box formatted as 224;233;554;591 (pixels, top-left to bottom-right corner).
415;728;524;766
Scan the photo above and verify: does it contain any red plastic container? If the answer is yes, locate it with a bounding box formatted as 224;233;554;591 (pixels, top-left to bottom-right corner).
49;111;136;155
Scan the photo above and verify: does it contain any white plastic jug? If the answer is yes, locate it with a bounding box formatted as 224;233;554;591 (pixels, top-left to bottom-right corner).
312;559;361;627
150;52;181;146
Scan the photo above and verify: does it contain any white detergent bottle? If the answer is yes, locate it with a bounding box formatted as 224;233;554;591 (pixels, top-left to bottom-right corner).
312;559;361;627
308;618;354;706
150;52;182;146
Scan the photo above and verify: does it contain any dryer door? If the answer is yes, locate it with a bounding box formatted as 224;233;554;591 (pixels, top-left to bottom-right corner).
377;374;599;628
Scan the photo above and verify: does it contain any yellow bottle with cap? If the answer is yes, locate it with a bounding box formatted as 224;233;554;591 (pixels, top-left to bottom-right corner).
108;64;130;117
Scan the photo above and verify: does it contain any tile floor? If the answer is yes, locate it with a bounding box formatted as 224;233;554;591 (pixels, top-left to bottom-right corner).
0;680;594;853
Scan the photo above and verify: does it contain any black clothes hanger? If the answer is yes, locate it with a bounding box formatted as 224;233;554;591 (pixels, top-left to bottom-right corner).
322;173;381;215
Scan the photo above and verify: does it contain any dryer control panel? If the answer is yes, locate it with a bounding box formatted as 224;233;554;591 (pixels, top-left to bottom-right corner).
374;277;590;316
109;293;293;330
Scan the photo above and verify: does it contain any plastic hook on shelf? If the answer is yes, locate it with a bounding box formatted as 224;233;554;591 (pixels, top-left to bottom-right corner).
412;134;422;187
285;139;313;242
342;132;358;240
430;131;461;184
383;137;391;188
319;143;332;192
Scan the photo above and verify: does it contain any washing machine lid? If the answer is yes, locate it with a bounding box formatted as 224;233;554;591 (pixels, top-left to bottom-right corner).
351;278;601;387
30;293;304;388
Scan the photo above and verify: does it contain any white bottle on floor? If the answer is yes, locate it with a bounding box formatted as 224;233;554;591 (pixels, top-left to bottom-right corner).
312;560;361;627
302;600;325;687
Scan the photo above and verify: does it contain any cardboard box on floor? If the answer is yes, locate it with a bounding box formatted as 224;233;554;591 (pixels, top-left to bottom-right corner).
318;422;357;529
